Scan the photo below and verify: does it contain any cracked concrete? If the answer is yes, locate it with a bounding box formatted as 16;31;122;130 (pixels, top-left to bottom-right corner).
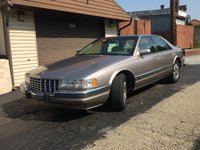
83;81;200;150
83;56;200;150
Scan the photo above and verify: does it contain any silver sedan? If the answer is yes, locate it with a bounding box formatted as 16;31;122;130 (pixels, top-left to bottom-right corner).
20;35;184;111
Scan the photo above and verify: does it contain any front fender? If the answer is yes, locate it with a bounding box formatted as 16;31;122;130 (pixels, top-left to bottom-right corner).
173;55;184;67
109;69;135;85
173;56;179;64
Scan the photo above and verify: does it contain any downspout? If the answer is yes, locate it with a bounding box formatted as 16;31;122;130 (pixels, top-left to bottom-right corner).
2;3;16;89
118;17;132;36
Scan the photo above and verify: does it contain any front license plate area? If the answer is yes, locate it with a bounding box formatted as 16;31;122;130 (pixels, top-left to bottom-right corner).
44;93;55;102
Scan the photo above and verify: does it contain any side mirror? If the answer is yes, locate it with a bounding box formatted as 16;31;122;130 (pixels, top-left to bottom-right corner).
139;49;151;56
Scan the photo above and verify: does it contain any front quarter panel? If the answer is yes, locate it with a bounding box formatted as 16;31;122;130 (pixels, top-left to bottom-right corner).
108;68;134;85
173;47;184;65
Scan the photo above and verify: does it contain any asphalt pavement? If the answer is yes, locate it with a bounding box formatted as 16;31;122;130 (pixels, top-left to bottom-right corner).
0;55;200;150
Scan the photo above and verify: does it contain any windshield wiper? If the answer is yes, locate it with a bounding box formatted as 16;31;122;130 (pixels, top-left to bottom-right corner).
77;53;101;56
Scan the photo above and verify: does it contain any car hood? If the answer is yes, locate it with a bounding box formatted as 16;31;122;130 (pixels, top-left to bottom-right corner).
27;55;131;79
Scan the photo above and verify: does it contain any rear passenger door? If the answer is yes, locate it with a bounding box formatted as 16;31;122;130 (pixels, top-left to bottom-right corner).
151;36;175;76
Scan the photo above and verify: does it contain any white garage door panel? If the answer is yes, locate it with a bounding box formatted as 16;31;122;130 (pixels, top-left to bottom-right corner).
10;36;37;40
9;9;38;87
12;51;38;55
10;40;37;44
13;64;38;69
12;54;38;59
11;60;38;66
9;31;36;36
13;67;37;74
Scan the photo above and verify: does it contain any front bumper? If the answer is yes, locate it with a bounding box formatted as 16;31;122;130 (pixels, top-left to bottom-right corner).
20;82;110;109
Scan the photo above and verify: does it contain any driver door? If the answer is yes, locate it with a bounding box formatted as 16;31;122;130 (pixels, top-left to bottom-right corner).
133;36;161;88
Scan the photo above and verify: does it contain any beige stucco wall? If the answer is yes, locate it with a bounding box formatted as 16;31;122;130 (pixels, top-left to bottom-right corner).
0;59;12;94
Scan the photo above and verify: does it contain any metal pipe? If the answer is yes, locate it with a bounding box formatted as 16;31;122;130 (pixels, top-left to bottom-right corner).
118;17;132;36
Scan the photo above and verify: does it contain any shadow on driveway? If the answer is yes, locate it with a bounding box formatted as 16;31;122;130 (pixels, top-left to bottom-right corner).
192;137;200;150
1;65;200;150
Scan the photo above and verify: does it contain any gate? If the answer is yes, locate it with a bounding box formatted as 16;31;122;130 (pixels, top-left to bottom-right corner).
194;26;200;48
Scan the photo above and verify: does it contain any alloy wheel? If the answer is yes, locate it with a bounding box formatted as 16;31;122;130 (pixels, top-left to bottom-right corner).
173;63;180;80
123;81;127;104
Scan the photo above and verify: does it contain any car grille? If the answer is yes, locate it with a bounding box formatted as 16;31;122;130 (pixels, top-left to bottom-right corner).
30;78;59;93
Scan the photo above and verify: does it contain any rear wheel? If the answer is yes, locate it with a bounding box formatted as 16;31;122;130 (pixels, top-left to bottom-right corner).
108;74;127;111
167;60;180;83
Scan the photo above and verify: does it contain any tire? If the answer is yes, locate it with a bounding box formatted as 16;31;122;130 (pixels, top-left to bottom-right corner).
109;74;127;111
167;60;180;83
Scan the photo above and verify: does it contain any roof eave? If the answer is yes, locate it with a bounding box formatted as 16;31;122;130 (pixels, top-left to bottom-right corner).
7;0;130;21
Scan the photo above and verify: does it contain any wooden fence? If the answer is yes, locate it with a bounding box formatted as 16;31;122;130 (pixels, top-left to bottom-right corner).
119;20;151;36
119;20;194;49
177;25;194;49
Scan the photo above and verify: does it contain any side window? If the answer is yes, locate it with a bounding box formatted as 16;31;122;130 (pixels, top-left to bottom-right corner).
123;40;135;53
138;37;156;54
151;36;171;52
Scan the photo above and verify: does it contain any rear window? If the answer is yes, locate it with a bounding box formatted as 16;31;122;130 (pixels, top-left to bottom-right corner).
151;36;171;52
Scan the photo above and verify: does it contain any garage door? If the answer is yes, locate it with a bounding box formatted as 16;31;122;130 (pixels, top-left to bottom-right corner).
35;10;104;65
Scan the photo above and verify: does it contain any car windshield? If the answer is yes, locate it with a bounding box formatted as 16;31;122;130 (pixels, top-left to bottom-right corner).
77;37;138;56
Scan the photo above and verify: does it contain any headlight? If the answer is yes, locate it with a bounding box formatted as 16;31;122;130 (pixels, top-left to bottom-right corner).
84;79;97;89
59;80;82;89
25;75;30;84
59;79;97;90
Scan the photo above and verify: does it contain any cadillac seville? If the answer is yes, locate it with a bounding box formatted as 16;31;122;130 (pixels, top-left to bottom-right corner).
20;35;184;111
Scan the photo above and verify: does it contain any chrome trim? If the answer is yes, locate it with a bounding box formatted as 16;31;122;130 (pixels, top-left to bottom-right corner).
30;77;59;93
135;64;173;80
31;91;44;97
56;85;110;95
70;91;110;101
21;82;110;97
20;82;27;94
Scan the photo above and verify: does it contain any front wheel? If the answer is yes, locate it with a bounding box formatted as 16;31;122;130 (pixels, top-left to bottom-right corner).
167;60;180;83
108;74;127;111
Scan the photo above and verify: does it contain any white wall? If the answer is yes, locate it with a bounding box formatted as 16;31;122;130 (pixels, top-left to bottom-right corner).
9;9;39;86
105;19;118;37
0;59;12;94
0;9;6;55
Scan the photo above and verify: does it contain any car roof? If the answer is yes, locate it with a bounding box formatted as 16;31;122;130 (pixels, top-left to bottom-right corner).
110;35;160;38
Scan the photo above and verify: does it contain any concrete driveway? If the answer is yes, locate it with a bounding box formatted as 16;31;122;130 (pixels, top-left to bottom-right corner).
0;56;200;150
